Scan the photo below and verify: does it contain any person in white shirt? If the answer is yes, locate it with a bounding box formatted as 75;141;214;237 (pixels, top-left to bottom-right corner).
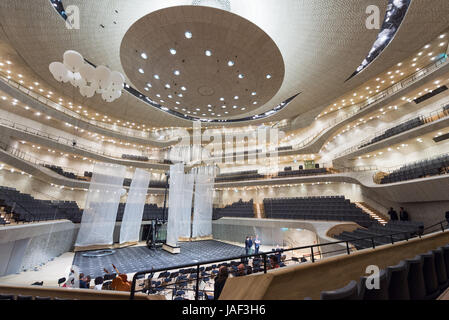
94;276;104;290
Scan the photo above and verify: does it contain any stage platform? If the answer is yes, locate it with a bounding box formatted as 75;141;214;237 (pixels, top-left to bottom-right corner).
72;240;245;278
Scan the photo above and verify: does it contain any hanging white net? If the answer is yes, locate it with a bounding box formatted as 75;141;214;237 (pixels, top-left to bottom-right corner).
192;166;216;238
119;168;151;244
75;162;126;249
178;172;194;238
166;163;185;247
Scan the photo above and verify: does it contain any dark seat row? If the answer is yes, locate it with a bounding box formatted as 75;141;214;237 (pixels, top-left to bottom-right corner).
319;246;449;300
360;117;425;149
381;153;449;184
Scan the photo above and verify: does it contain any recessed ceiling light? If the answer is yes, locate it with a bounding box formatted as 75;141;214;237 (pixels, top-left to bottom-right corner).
165;84;170;89
241;107;246;110
207;104;212;107
181;86;187;91
138;68;144;74
174;70;180;76
228;60;234;67
178;93;183;97
253;101;257;105
141;53;148;59
266;74;272;79
185;31;192;39
154;74;159;79
176;101;180;104
156;94;161;98
251;92;257;96
205;50;212;56
221;105;226;109
169;48;177;55
146;83;152;87
234;96;239;100
232;105;238;109
144;87;149;91
238;74;244;79
424;44;430;49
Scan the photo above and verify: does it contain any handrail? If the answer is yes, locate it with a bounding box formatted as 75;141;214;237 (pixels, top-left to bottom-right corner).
0;140;85;177
0;115;166;164
287;56;449;150
129;218;449;299
0;75;163;141
337;103;449;158
371;151;449;184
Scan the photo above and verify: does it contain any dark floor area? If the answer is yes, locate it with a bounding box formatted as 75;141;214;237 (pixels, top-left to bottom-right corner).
72;240;245;278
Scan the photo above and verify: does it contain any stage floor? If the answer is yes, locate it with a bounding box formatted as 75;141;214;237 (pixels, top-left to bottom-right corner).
72;240;246;278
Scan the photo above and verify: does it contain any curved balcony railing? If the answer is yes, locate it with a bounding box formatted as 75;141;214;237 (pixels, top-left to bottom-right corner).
287;56;449;150
0;139;84;177
0;116;166;164
0;75;171;141
337;103;449;158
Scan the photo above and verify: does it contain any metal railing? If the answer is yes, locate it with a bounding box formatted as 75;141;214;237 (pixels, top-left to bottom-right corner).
287;56;449;151
337;103;449;158
0;75;166;141
0;115;166;164
129;219;449;300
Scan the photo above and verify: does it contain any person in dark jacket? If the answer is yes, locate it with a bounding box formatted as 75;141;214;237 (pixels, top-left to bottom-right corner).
445;211;449;227
387;207;398;221
399;207;409;221
214;266;229;300
244;236;250;256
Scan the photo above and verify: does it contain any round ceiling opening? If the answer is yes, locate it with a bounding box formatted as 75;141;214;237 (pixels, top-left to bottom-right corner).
120;5;285;119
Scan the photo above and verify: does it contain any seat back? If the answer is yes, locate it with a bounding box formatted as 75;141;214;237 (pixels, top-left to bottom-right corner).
420;251;440;299
359;269;390;300
320;280;359;300
406;255;426;300
387;260;410;300
432;248;448;290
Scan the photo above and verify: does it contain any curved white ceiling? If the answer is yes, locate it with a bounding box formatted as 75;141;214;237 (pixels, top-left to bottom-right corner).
0;0;448;128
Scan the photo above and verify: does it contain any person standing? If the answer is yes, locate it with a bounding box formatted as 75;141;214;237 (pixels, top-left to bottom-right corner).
248;236;253;255
387;207;398;221
254;235;261;255
244;236;250;256
399;207;409;221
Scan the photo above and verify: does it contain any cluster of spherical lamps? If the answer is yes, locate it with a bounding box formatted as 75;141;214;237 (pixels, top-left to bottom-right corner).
49;50;125;102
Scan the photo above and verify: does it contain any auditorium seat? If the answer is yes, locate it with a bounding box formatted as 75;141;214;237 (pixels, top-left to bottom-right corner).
213;199;254;219
380;153;449;184
263;196;377;228
387;260;410;300
406;255;427;300
442;245;449;279
359;269;390;300
432;248;449;291
320;280;360;300
0;294;14;300
420;251;440;299
360;117;425;149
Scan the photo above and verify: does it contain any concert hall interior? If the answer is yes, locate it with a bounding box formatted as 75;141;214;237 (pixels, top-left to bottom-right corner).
0;0;449;302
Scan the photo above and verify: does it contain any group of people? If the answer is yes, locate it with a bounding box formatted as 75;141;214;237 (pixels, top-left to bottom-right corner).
62;271;104;290
387;207;409;221
214;244;286;300
62;265;130;291
244;235;261;255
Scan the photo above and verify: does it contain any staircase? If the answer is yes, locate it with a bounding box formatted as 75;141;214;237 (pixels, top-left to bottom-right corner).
254;203;265;219
0;206;12;225
355;202;388;225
